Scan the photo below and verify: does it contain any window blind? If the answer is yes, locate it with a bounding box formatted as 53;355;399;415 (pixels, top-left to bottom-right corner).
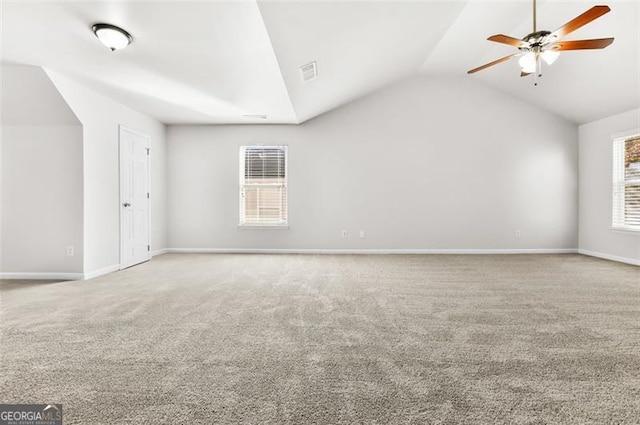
612;136;640;229
239;146;288;226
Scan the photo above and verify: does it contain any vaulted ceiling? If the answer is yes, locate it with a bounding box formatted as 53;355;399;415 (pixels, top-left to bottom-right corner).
2;1;638;125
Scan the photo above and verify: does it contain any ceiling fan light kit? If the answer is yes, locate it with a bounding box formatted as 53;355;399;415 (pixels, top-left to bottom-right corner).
468;0;614;85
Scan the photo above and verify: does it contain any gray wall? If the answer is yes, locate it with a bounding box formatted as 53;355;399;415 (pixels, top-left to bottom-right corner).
1;65;84;274
579;107;640;264
167;76;578;251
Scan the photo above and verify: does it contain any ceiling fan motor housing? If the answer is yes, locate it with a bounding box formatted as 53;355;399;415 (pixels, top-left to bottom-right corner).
522;30;552;48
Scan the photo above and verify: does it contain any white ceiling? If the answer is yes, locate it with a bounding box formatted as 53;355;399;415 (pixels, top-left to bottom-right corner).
1;1;638;125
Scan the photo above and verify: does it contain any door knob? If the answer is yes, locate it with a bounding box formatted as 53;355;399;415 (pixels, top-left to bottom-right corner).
123;202;131;207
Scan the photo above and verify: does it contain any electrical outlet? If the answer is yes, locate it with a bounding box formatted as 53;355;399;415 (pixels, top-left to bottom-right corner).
359;230;365;239
66;246;75;256
341;230;348;239
515;230;522;238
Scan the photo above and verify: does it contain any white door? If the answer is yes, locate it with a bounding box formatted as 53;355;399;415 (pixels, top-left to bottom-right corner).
119;126;150;270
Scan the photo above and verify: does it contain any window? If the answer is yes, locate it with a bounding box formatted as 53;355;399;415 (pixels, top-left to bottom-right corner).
612;135;640;230
239;146;288;226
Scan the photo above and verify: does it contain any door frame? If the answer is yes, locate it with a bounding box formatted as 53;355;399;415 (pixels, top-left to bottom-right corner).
119;125;151;270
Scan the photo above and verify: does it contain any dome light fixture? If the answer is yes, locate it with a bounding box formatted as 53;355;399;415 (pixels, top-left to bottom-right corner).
518;52;537;74
541;50;559;66
92;23;132;51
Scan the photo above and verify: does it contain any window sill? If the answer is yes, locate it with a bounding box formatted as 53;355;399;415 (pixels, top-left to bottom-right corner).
610;227;640;235
238;224;289;230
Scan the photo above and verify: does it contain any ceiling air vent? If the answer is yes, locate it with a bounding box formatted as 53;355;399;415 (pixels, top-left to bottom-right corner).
299;61;317;82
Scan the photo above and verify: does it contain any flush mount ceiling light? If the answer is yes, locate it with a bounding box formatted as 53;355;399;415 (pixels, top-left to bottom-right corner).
92;23;132;51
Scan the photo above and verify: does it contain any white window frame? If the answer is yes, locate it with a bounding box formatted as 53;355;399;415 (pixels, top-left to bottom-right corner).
612;132;640;232
239;145;288;228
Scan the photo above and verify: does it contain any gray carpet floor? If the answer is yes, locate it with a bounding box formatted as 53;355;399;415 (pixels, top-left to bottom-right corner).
1;254;639;424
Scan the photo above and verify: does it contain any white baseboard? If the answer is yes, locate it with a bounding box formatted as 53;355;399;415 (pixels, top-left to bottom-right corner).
168;248;578;255
83;264;120;280
0;264;120;281
0;254;169;281
10;249;618;281
150;248;169;257
0;272;85;281
578;249;640;266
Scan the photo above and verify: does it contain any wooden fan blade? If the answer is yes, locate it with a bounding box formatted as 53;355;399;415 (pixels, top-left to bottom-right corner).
467;54;518;74
550;6;611;39
520;71;532;77
487;34;527;48
550;37;614;51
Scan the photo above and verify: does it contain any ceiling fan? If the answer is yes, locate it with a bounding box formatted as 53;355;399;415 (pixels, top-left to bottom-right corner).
467;0;614;84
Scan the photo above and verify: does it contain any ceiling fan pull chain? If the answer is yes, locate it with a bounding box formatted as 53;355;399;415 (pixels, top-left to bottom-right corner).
537;54;542;79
